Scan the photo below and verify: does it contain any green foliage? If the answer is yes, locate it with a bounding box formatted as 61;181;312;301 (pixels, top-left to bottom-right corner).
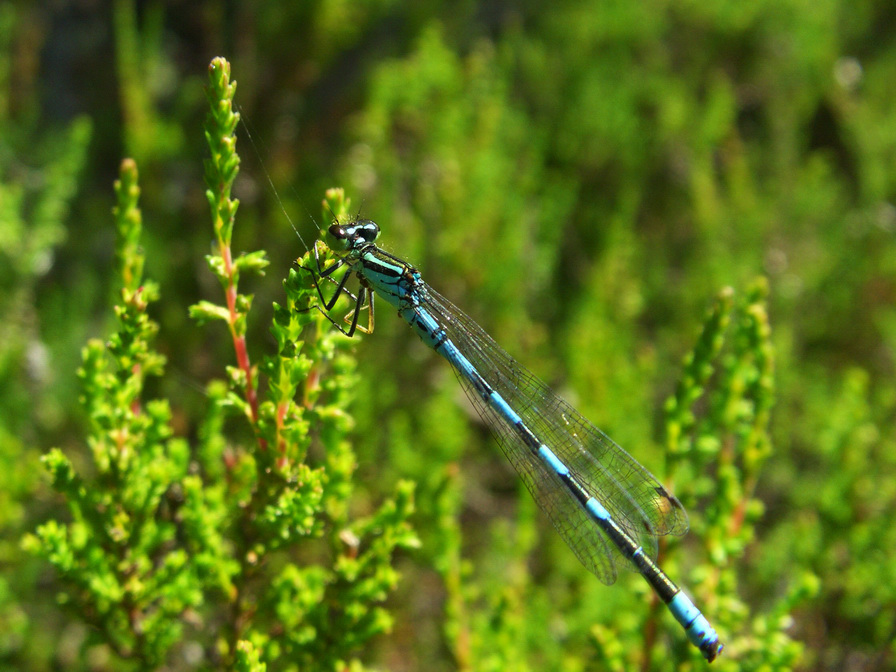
112;0;184;163
24;60;417;671
3;2;895;671
0;5;93;665
25;159;196;665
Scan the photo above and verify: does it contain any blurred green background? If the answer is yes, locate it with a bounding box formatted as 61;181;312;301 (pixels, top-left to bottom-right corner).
2;0;895;670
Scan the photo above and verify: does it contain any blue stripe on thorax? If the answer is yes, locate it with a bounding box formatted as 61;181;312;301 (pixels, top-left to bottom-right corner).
354;248;415;311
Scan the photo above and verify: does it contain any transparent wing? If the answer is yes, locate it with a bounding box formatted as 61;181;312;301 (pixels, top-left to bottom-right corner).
420;283;689;584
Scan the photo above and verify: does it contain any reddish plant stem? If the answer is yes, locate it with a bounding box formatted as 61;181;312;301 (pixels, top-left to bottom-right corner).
220;241;266;450
276;400;289;454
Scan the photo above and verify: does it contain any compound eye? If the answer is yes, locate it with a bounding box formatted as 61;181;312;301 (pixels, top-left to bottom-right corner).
325;224;353;252
357;220;380;242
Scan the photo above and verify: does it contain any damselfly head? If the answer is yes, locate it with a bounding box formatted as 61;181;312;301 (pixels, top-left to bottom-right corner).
326;219;380;253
